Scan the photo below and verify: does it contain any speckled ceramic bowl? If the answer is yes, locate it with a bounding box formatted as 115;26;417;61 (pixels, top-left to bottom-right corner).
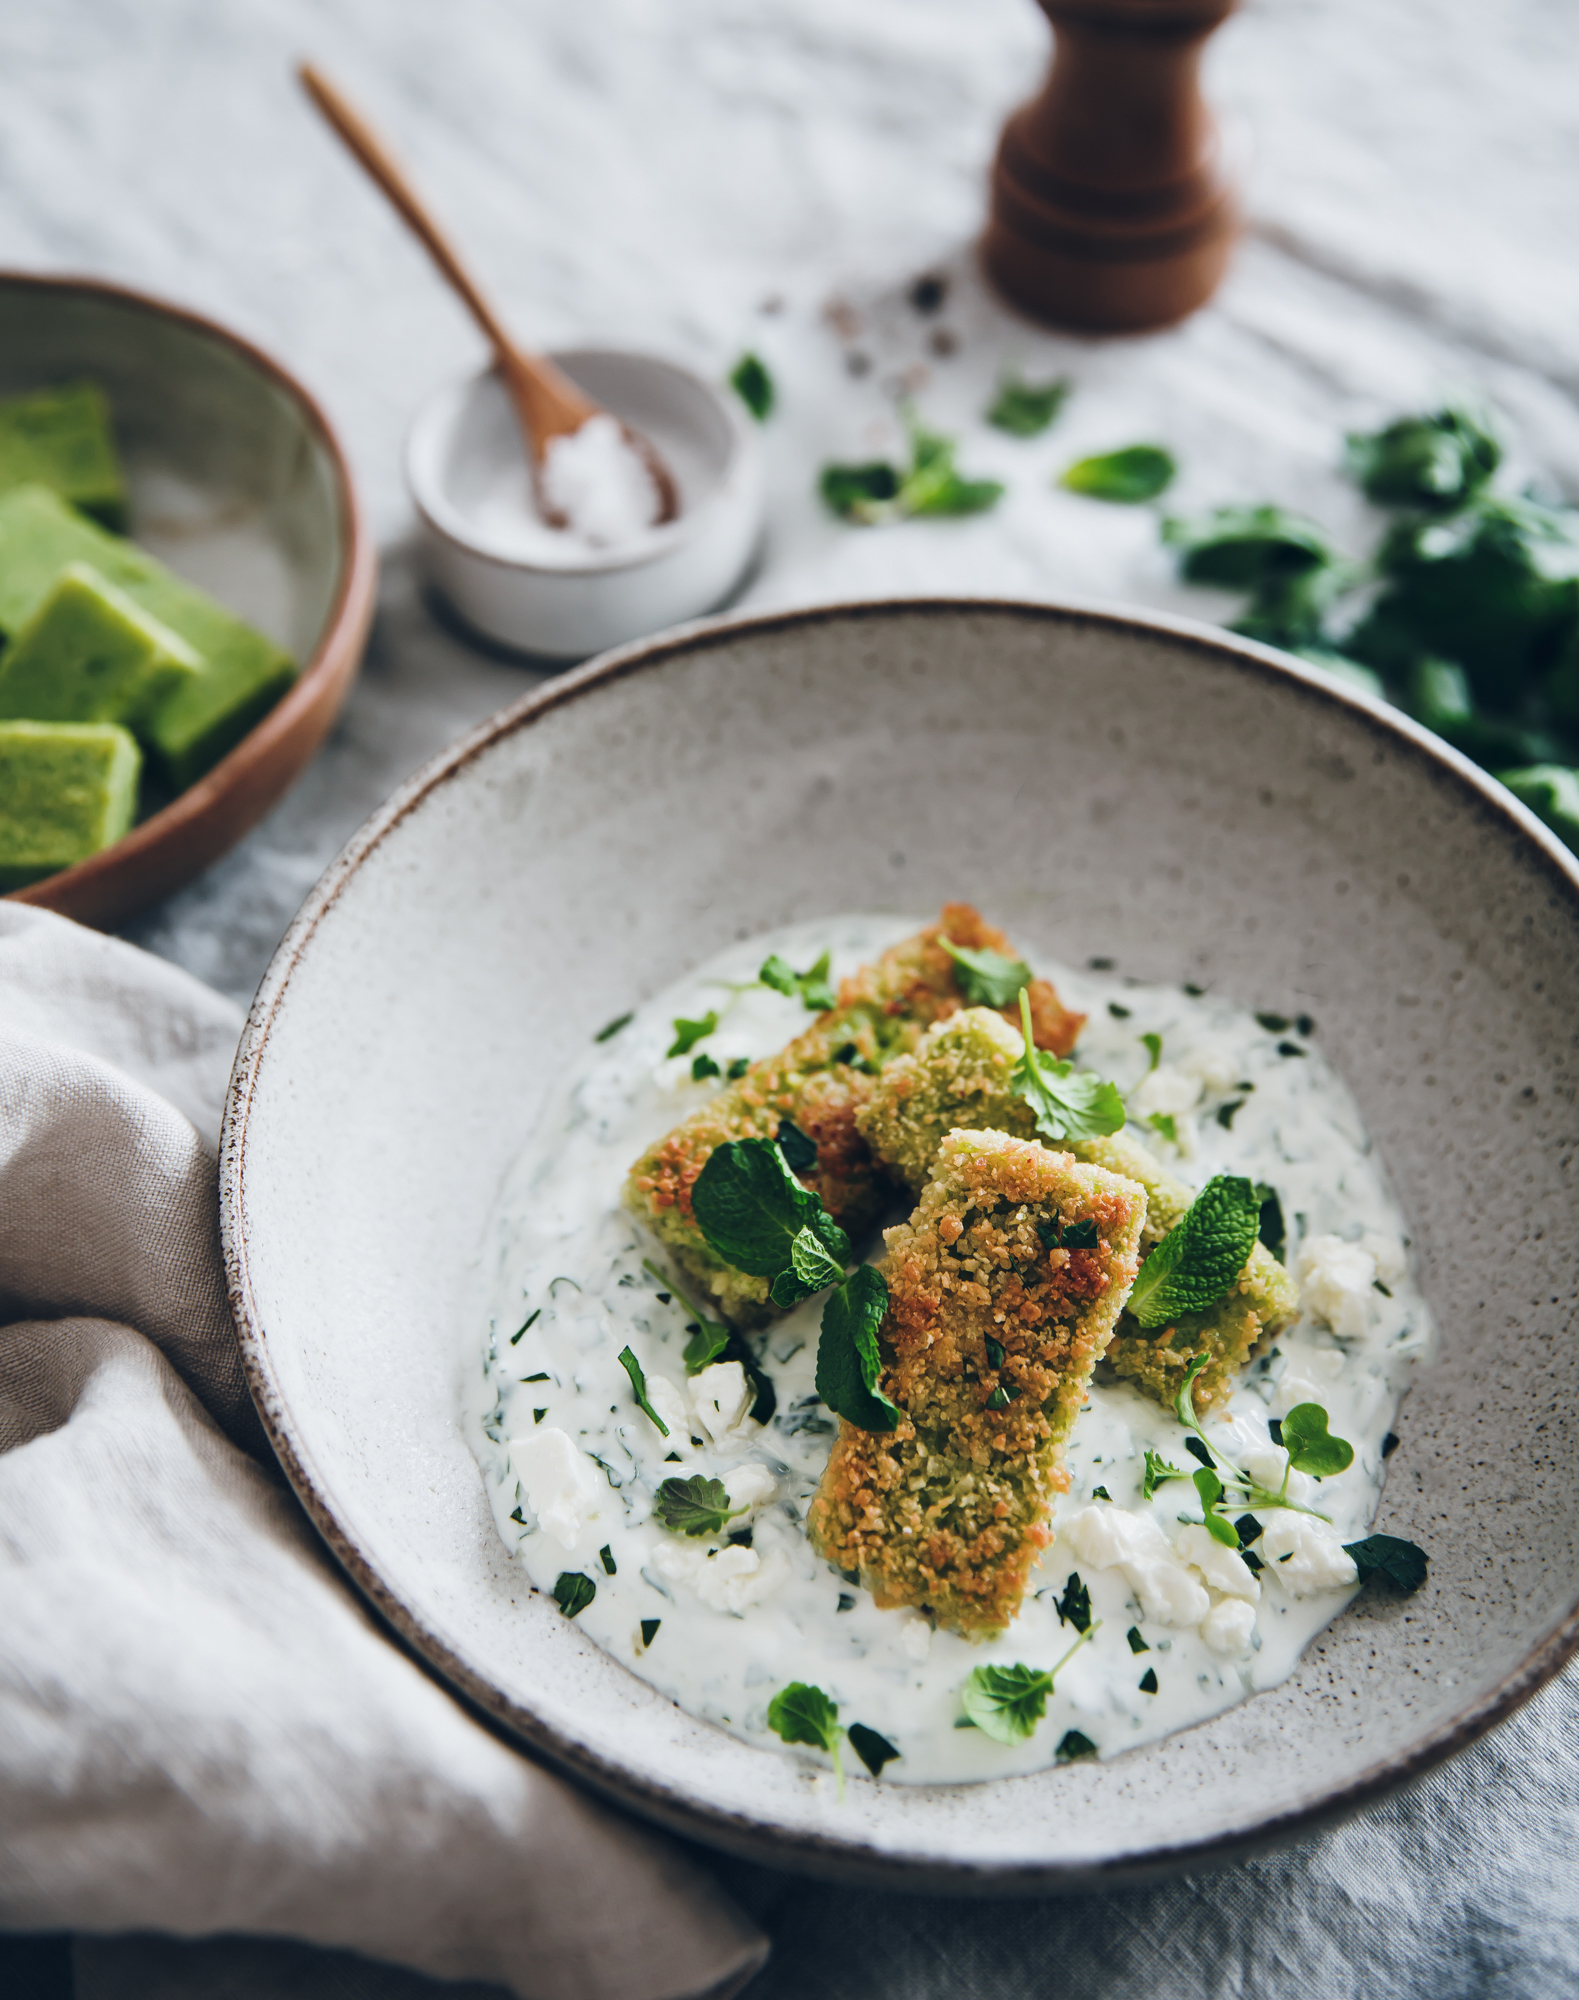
221;599;1579;1889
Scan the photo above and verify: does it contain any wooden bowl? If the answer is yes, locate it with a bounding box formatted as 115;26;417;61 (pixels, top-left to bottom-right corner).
0;273;376;926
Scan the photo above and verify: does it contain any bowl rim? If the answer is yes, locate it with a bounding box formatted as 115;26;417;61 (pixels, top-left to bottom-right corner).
222;592;1579;1888
0;268;378;926
405;347;757;579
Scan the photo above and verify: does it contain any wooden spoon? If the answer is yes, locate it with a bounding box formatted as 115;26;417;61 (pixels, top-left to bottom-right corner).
299;63;678;529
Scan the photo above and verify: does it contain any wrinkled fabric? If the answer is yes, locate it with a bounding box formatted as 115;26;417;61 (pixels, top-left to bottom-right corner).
0;905;767;2000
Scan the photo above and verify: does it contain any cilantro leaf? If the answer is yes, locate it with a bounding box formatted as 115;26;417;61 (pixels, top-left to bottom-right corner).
941;936;1033;1008
552;1572;595;1618
847;1721;900;1778
667;1011;718;1057
775;1117;819;1173
1060;445;1175;504
1054;1572;1091;1633
767;1681;844;1790
1345;405;1498;511
1281;1402;1356;1478
691;1137;850;1306
760;950;836;1011
1344;1533;1429;1594
1010;989;1125;1144
817;1263;900;1433
617;1346;670;1436
730;351;775;422
987;372;1070;437
653;1475;745;1539
960;1662;1055;1742
1127;1175;1261;1328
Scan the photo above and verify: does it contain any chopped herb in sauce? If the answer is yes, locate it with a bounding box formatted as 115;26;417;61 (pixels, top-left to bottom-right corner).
510;1309;541;1345
1054;1572;1092;1633
553;1572;596;1618
847;1721;900;1777
667;1011;719;1058
599;1545;617;1575
1056;1729;1099;1761
654;1475;746;1539
1126;1627;1150;1654
617;1346;670;1436
1139;1668;1159;1695
639;1617;662;1648
594;1012;633;1043
1345;1533;1429;1594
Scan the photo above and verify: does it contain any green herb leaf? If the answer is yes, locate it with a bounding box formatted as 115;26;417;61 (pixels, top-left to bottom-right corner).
1092;1485;1111;1501
726;1056;751;1080
775;1117;819;1173
667;1011;719;1057
960;1661;1056;1743
1498;764;1579;854
1193;1467;1241;1546
987;372;1070;437
1140;1032;1163;1070
767;1681;844;1788
1148;1112;1178;1146
760;950;836;1011
510;1308;541;1346
617;1346;669;1436
1173;1353;1212;1433
900;416;1004;516
1054;1572;1091;1633
1344;1533;1429;1593
940;936;1033;1009
642;1258;732;1374
1345;405;1499;510
594;1012;633;1043
817;1263;900;1433
553;1572;595;1618
1126;1626;1150;1654
820;460;902;522
1010;989;1125;1144
780;1224;845;1304
639;1617;661;1647
653;1474;745;1539
1139;1667;1159;1694
1060;445;1175;504
691;1137;850;1305
599;1544;617;1575
691;1052;721;1080
1163;504;1333;588
1056;1729;1098;1761
1128;1175;1262;1328
1254;1181;1286;1261
848;1722;901;1777
1142;1447;1192;1499
730;352;775;422
1281;1402;1356;1478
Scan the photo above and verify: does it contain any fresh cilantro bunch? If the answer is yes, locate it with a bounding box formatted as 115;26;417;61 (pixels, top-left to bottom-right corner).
1127;1175;1262;1329
820;410;1004;525
1010;989;1125;1145
959;1622;1097;1744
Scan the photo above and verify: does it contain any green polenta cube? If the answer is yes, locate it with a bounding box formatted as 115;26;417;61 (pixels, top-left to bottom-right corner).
0;719;140;887
0;561;201;736
0;382;128;530
0;485;297;791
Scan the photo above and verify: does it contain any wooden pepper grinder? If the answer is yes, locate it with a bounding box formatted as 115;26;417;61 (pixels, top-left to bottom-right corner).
983;0;1240;334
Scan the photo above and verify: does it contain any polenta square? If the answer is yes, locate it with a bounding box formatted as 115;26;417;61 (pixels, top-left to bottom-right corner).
624;906;1084;1327
857;1007;1299;1412
807;1128;1146;1639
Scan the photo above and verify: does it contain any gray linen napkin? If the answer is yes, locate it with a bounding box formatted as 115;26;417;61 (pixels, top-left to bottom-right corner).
0;904;767;2000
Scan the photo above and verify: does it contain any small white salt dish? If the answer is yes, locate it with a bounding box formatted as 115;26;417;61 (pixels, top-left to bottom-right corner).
406;348;763;661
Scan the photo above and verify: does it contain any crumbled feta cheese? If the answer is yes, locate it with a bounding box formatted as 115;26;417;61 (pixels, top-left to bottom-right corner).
898;1614;932;1661
510;1428;601;1551
1200;1596;1257;1657
1175;1523;1261;1601
644;1372;691;1445
1297;1234;1377;1338
1361;1231;1407;1286
1183;1040;1242;1094
1130;1063;1202;1121
724;1462;777;1514
651;1538;788;1613
1259;1510;1359;1596
690;1360;753;1444
1241;1444;1314;1507
1066;1505;1211;1627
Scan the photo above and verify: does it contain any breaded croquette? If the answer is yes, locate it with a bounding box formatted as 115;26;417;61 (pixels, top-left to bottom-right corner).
807;1128;1146;1638
856;1008;1299;1411
624;907;1083;1326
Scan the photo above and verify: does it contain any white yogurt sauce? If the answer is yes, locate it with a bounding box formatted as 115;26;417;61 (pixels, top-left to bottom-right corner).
467;915;1434;1785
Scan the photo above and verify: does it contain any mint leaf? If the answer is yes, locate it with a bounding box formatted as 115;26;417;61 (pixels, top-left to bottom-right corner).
817;1264;899;1432
783;1225;845;1302
730;352;775;422
760;950;836;1011
667;1011;718;1057
1128;1175;1261;1328
1344;1533;1429;1593
1010;989;1125;1144
654;1475;745;1539
1060;445;1175;503
553;1572;595;1618
775;1117;819;1173
768;1681;845;1790
1054;1572;1091;1632
987;372;1070;438
617;1346;670;1436
961;1662;1054;1743
847;1722;900;1778
691;1137;850;1304
940;936;1033;1008
1282;1402;1356;1478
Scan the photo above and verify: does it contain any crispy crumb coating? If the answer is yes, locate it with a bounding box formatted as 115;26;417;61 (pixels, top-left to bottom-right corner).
806;1129;1145;1639
623;907;1084;1326
857;1010;1299;1412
